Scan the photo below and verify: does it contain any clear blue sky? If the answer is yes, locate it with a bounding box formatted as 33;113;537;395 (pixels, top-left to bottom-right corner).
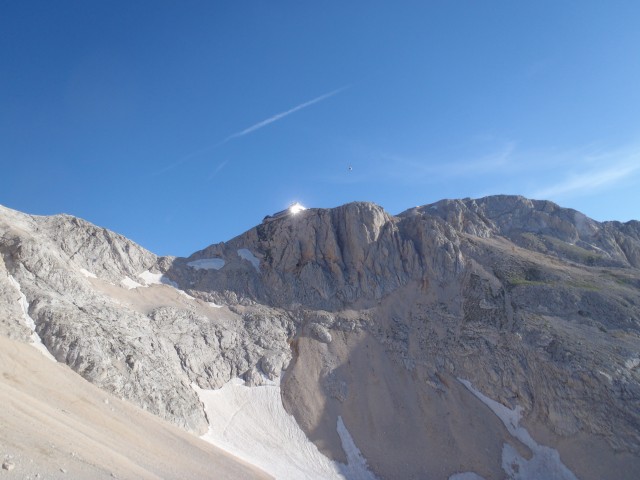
2;1;639;256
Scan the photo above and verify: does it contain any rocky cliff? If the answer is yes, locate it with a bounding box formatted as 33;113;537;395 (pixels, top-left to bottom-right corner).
1;196;639;479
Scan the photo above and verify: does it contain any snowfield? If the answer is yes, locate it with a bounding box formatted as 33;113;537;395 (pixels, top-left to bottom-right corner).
237;248;260;271
121;277;144;289
7;275;56;361
195;378;378;480
336;416;378;480
187;258;225;270
138;270;179;287
457;378;578;480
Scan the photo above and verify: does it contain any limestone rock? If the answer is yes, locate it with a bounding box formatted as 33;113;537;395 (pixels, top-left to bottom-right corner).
1;196;640;479
308;323;332;344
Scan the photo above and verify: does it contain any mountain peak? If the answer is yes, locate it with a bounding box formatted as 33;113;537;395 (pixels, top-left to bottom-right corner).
2;197;640;479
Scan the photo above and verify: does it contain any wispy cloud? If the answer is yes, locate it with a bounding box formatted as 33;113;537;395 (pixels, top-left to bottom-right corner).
317;140;521;188
426;142;517;178
322;139;640;209
154;86;349;176
348;141;518;183
531;148;640;199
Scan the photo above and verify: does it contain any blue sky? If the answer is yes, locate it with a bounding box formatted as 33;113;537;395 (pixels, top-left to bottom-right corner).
2;1;640;256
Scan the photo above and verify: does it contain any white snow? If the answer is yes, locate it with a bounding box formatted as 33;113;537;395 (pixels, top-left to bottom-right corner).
79;268;97;279
131;270;178;288
458;379;532;447
121;277;143;289
598;370;613;382
120;270;185;293
237;249;260;271
195;378;360;480
129;270;195;299
187;258;225;270
7;275;56;362
458;378;578;480
138;270;162;285
336;416;378;480
207;302;223;309
625;357;639;370
137;270;179;288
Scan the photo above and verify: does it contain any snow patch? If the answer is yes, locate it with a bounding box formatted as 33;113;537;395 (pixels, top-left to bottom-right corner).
121;277;143;289
598;370;613;382
237;249;260;271
458;379;532;446
625;357;639;370
137;270;178;288
187;258;225;270
79;268;97;279
458;378;578;480
121;270;185;293
7;275;56;362
195;379;346;479
336;416;378;480
207;302;223;309
177;289;195;300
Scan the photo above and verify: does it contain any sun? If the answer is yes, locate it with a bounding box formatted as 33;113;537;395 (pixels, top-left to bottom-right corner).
289;202;306;215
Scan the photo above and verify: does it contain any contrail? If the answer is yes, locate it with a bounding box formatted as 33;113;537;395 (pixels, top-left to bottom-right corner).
222;85;349;142
154;85;349;176
207;159;229;181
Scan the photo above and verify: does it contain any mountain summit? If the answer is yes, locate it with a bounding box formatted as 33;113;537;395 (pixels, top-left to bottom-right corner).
1;196;639;479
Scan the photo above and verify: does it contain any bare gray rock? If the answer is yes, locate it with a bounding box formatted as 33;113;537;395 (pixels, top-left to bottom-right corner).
2;196;640;479
0;205;293;433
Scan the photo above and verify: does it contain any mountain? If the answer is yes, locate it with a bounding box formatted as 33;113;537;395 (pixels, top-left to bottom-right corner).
1;196;639;479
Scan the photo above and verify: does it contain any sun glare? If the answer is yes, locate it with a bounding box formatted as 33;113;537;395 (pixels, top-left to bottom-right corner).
289;202;306;214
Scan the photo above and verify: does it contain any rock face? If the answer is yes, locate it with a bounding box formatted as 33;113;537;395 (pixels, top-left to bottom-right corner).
1;196;640;479
0;205;294;433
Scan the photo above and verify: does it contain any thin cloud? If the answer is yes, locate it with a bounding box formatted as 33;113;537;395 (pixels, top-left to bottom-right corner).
361;141;518;183
154;86;349;176
317;141;520;187
431;142;516;177
532;146;640;198
532;161;640;199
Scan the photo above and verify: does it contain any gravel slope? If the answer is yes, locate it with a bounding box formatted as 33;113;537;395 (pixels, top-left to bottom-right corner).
0;336;271;480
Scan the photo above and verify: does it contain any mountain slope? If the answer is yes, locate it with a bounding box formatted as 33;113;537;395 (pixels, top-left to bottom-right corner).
171;196;640;479
1;196;639;479
0;336;271;479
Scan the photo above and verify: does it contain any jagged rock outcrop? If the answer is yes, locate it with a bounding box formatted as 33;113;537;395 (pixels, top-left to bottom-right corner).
169;202;458;310
0;205;293;434
1;196;639;479
170;196;639;478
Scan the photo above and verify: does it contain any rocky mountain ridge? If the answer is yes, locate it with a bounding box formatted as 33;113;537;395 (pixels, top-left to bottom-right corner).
1;195;639;479
174;196;640;309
